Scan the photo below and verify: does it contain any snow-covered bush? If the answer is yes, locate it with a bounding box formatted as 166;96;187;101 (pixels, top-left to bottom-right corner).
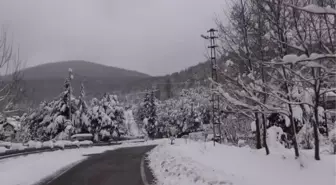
266;126;286;150
42;140;54;149
329;129;336;154
27;140;42;149
10;143;26;150
297;124;314;149
54;140;66;149
238;139;246;147
189;132;204;142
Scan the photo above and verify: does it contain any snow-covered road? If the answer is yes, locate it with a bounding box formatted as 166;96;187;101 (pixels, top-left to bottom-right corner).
0;146;118;185
0;140;164;185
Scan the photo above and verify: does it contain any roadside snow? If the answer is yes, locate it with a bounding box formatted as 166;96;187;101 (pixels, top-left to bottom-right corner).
42;141;54;149
10;143;27;150
0;146;7;153
27;141;42;149
79;140;93;146
148;139;336;185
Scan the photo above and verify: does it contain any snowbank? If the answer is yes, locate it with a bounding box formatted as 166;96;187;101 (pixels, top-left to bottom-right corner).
148;139;336;185
0;146;8;153
54;140;67;149
0;141;11;148
27;141;42;149
79;140;93;146
42;141;54;149
9;143;26;150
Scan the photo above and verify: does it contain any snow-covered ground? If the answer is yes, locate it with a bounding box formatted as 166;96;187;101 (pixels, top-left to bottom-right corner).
0;139;164;185
148;139;336;185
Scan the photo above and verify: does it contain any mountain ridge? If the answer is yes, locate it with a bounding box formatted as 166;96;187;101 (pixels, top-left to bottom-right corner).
21;60;150;80
17;60;151;105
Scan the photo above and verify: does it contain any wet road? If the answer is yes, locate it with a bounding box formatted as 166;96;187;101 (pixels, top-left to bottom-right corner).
41;145;156;185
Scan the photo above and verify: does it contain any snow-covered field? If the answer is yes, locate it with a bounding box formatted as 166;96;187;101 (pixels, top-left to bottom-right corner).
0;139;163;185
148;139;336;185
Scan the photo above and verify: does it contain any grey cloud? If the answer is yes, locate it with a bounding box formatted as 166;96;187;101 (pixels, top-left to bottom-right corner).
0;0;227;76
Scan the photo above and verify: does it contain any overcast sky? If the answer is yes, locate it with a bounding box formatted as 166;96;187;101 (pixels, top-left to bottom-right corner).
0;0;229;76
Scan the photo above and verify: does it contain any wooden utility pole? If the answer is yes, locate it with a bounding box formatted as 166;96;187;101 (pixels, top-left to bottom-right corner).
202;28;222;146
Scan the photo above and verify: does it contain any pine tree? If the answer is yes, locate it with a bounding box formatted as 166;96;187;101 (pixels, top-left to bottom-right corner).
22;70;78;141
142;90;157;138
74;82;90;134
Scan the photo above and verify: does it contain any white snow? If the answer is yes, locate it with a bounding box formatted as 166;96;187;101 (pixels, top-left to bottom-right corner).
225;60;234;67
0;146;8;153
10;143;26;150
250;121;256;132
42;141;54;149
79;140;93;146
284;115;291;127
329;128;336;146
0;141;11;148
125;109;142;137
149;139;336;185
71;133;93;138
27;141;42;149
300;4;336;15
54;140;65;149
267;126;285;149
238;139;245;147
292;105;303;122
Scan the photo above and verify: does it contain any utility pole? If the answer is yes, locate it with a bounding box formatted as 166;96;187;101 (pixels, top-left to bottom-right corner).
201;28;222;146
68;68;73;122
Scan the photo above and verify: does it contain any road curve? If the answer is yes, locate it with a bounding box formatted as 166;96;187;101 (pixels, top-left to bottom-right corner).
41;145;156;185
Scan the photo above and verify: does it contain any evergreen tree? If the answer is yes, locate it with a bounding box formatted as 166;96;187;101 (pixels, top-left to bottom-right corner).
73;82;90;134
141;90;157;138
22;71;78;141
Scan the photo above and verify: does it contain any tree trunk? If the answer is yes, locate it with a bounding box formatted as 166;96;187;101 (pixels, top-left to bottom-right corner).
323;94;329;137
281;66;299;158
313;104;321;160
255;112;262;149
289;107;300;158
262;113;269;155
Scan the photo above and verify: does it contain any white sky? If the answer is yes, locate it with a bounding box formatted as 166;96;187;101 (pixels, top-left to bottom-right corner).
0;0;230;76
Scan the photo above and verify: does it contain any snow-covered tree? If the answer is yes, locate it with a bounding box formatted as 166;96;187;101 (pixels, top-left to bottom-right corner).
86;93;126;141
329;128;336;154
141;90;158;138
215;0;336;160
73;82;90;134
22;71;78;141
124;105;141;137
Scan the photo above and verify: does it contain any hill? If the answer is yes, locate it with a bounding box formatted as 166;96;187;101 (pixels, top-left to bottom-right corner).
17;57;233;106
121;56;233;102
19;60;151;105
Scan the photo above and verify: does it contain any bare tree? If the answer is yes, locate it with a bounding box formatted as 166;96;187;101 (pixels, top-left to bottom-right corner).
0;28;23;115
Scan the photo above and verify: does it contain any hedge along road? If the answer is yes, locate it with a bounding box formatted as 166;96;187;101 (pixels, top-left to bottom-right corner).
38;145;157;185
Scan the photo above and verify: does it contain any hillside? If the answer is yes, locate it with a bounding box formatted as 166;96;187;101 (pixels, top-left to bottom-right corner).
121;55;235;101
18;57;233;106
19;60;151;105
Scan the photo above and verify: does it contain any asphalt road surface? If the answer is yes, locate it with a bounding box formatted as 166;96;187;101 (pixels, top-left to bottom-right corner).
41;145;157;185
